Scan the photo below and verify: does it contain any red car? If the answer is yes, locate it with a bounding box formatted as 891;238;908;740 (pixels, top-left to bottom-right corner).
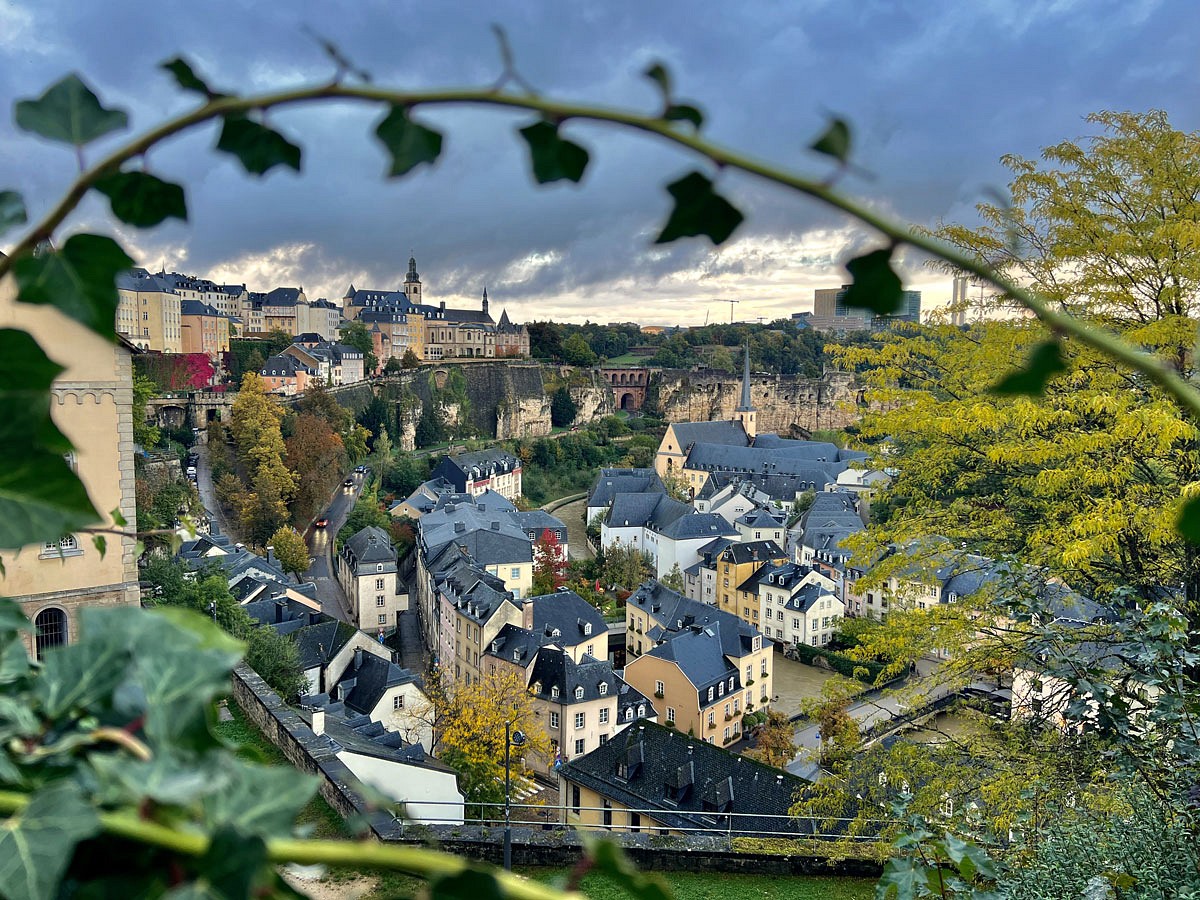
315;516;329;528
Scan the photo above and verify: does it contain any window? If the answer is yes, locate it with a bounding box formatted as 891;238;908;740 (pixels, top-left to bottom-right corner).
793;617;801;629
718;682;724;697
378;614;386;625
728;677;734;691
724;703;730;718
574;739;585;756
637;703;645;716
666;707;675;723
599;682;608;696
574;712;585;729
551;686;560;699
34;608;67;659
761;659;768;676
707;687;714;701
599;734;608;745
40;535;81;558
655;680;665;696
707;710;715;727
734;698;740;713
393;695;405;710
571;785;580;813
574;686;584;700
599;708;609;724
511;567;520;579
586;643;594;656
549;711;560;729
376;595;386;607
375;577;385;590
723;726;731;741
745;665;752;682
625;707;634;721
811;618;818;631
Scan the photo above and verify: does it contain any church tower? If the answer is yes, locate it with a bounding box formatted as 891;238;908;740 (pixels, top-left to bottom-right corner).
735;343;757;440
404;256;422;306
482;286;489;318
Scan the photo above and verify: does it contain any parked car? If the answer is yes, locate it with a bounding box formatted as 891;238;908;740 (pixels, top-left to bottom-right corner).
186;466;197;479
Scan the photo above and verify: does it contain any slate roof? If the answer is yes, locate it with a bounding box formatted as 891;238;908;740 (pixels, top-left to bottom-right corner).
261;354;310;378
685;444;851;483
628;581;764;659
560;721;811;837
290;619;359;669
487;623;545;667
528;649;620;705
180;299;221;317
530;590;607;644
606;492;691;531
719;540;786;565
656;512;738;541
264;287;303;306
511;510;568;543
119;268;177;293
588;468;664;508
421;506;533;567
668;420;749;451
336;651;421;715
735;508;783;530
341;526;396;574
646;626;738;695
440;449;521;477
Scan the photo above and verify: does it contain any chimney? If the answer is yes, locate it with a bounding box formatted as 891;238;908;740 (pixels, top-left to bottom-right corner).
311;709;325;736
354;647;363;670
267;545;276;565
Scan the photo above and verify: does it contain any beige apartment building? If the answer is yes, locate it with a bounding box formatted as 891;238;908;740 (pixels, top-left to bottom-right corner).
117;268;182;352
0;267;140;657
180;300;230;359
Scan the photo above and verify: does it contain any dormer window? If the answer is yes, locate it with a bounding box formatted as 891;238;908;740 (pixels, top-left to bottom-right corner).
533;682;541;695
584;623;592;636
599;682;608;696
625;707;634;721
574;686;584;700
551;686;560;700
637;703;645;716
707;687;714;701
552;628;561;638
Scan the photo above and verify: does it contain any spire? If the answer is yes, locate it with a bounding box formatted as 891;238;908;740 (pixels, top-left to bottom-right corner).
344;282;356;300
406;255;420;283
482;286;489;315
737;343;753;411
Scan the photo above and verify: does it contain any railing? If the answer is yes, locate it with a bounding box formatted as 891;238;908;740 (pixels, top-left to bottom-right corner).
390;798;895;847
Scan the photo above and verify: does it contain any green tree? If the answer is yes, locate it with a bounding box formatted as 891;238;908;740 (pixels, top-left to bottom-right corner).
561;332;597;367
383;356;403;374
131;372;160;448
245;626;309;702
371;425;393;484
748;710;793;768
339;320;378;374
414;400;446;448
268;525;309;580
401;348;421;368
600;543;654;590
660;562;685;592
549;386;577;427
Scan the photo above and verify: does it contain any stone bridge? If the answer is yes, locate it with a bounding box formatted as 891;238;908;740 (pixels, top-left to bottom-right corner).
146;391;235;429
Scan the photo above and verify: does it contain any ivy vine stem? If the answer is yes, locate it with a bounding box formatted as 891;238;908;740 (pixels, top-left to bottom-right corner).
0;789;577;900
3;82;1199;426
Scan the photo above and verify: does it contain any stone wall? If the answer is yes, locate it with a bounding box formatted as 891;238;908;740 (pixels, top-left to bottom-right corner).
652;368;864;436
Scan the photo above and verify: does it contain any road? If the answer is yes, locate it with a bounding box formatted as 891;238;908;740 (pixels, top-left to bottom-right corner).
550;497;593;561
303;471;364;622
193;437;238;544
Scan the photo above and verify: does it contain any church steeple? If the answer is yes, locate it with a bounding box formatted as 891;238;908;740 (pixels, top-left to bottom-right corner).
735;343;756;440
482;286;489;317
403;254;422;305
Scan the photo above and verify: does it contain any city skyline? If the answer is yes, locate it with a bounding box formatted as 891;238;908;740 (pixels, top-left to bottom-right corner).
2;0;1197;324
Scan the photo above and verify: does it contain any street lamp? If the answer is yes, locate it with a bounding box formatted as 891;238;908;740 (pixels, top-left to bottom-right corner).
503;720;526;871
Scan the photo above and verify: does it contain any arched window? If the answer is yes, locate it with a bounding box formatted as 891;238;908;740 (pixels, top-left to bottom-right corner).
34;608;67;659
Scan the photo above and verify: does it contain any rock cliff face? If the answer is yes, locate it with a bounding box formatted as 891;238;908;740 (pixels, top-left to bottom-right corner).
335;363;861;450
652;369;864;435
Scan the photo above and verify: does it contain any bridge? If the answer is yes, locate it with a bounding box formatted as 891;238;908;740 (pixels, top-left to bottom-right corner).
146;391;236;429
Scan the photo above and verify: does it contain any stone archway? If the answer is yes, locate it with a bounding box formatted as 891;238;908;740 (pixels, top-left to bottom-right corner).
620;392;636;410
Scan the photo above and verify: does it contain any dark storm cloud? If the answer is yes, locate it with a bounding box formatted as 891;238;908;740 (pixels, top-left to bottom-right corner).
2;0;1198;321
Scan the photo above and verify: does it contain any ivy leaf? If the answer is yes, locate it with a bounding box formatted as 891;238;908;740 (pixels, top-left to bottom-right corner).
374;106;443;177
990;340;1067;396
643;62;672;101
91;534;107;558
941;832;997;882
12;233;133;339
654;171;743;246
0;329;71;453
94;171;187;228
518;121;589;184
0;782;101;900
842;247;904;315
216;116;302;177
195;829;268;900
431;869;504;900
90;753;227;807
35;605;131;717
0;598;31;636
160;57;226;100
0;455;99;552
1177;495;1200;545
665;104;704;129
583;836;673;900
811;117;852;164
14;74;128;147
203;759;318;837
0;191;27;239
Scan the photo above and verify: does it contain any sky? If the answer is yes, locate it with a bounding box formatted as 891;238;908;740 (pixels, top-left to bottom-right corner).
2;0;1198;326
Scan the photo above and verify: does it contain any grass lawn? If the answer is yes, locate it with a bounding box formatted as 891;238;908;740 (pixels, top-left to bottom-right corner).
214;702;351;839
523;867;875;900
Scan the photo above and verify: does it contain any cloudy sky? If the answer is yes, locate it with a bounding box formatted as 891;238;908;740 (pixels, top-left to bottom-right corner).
2;0;1197;325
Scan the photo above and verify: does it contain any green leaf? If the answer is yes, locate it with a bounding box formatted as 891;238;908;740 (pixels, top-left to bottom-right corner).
14;74;128;147
643;62;672;100
90;753;227;807
811;118;852;163
431;869;504;900
990;340;1067;396
942;832;997;882
654;171;743;246
35;607;131;718
1177;495;1200;545
0;329;71;452
0;192;26;239
91;535;106;558
159;57;226;100
203;760;317;837
0;782;101;900
0;598;32;636
875;857;929;900
216;116;301;177
0;455;99;552
842;247;904;315
665;104;704;129
11;233;133;339
195;829;268;900
94;171;187;228
374;106;443;178
518;121;589;184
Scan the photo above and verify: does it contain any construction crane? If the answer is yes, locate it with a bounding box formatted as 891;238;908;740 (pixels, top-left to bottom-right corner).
716;298;738;324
